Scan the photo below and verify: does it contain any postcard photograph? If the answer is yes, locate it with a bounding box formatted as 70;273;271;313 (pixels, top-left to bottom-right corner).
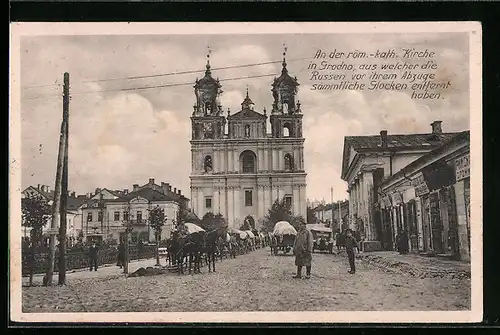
9;22;482;323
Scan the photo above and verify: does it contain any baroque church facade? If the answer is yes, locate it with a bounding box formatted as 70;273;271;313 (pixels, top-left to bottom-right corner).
189;55;307;229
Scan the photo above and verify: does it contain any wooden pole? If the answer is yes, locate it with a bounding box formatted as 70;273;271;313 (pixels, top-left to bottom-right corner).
58;72;70;285
45;73;67;286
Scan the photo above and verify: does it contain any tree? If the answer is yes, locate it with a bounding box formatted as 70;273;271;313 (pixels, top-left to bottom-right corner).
148;205;168;266
200;212;226;231
21;194;51;286
262;198;293;232
307;206;317;225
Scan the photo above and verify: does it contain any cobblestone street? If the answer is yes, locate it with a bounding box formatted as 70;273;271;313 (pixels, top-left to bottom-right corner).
22;248;470;312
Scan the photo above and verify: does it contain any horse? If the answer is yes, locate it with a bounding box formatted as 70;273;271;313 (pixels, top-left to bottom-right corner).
176;232;205;275
204;226;227;272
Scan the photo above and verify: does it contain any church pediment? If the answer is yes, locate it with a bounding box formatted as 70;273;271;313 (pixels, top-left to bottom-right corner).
228;108;267;120
130;196;148;204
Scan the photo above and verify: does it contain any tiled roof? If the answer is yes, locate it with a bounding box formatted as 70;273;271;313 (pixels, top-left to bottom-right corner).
345;132;457;151
123;188;177;202
228;108;267;120
67;196;87;211
341;131;460;179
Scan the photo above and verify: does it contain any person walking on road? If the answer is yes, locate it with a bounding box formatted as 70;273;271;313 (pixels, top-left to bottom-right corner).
117;240;125;269
292;221;314;279
89;241;99;271
345;229;357;274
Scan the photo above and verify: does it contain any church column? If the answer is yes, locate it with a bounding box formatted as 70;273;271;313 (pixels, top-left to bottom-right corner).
293;185;300;216
213;149;219;173
271;184;278;205
197;188;204;219
191;187;197;215
264;147;269;172
220;185;227;220
257;148;263;171
227;187;234;228
278;148;284;171
213;185;220;215
263;185;270;213
300;148;305;170
257;185;264;218
228;147;233;173
233;150;239;173
234;187;241;226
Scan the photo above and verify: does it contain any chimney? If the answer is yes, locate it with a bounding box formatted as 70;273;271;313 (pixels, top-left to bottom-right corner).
71;191;76;197
46;185;50;193
37;184;41;190
431;121;443;135
174;187;177;194
177;190;181;195
133;184;139;192
168;185;172;191
86;192;90;199
95;188;101;195
380;130;388;147
149;178;155;185
123;189;129;194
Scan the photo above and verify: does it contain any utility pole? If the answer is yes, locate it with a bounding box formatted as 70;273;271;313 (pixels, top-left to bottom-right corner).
338;199;342;232
58;72;70;285
330;187;334;241
45;73;69;286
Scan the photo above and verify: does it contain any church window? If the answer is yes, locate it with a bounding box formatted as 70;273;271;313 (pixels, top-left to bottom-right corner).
284;154;294;171
240;150;256;173
114;211;120;221
98;211;103;222
284;196;292;209
283;123;292;137
136;211;142;223
244;124;251;138
205;197;212;209
205;102;212;115
87;213;93;222
245;190;253;207
204;155;213;172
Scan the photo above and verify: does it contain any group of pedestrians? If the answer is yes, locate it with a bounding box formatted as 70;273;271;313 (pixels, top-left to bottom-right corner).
291;222;359;279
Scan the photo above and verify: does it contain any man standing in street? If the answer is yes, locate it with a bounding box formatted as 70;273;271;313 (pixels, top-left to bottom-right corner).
89;240;99;271
345;229;357;274
292;221;314;279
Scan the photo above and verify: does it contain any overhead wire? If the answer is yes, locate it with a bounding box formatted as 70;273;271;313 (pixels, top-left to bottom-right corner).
22;56;310;90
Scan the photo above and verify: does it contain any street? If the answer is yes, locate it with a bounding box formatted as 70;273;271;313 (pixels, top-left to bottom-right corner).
22;247;470;312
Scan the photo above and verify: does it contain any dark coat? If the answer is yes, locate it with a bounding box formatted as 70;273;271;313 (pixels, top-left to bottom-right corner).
293;229;313;267
344;235;357;250
88;245;99;259
117;243;125;262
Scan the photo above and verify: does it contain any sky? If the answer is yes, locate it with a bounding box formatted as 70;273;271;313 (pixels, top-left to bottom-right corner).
19;32;470;203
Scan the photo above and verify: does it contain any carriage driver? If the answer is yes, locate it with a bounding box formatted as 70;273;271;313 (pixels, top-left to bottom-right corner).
293;221;314;279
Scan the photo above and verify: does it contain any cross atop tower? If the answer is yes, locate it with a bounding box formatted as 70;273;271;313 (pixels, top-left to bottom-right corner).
206;45;212;72
282;43;288;69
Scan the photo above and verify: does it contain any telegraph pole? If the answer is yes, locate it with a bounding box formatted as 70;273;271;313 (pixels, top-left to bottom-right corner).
330;187;334;240
58;72;70;285
45;73;69;286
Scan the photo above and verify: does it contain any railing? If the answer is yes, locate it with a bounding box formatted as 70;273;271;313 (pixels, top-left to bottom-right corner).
22;245;156;276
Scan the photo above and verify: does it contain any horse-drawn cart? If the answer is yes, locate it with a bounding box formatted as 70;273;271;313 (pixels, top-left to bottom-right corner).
271;221;297;255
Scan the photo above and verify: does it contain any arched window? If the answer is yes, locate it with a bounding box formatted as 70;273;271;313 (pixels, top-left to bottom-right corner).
240;150;256;173
204;155;213;172
284;154;294;171
205;102;212;115
283;123;292;137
